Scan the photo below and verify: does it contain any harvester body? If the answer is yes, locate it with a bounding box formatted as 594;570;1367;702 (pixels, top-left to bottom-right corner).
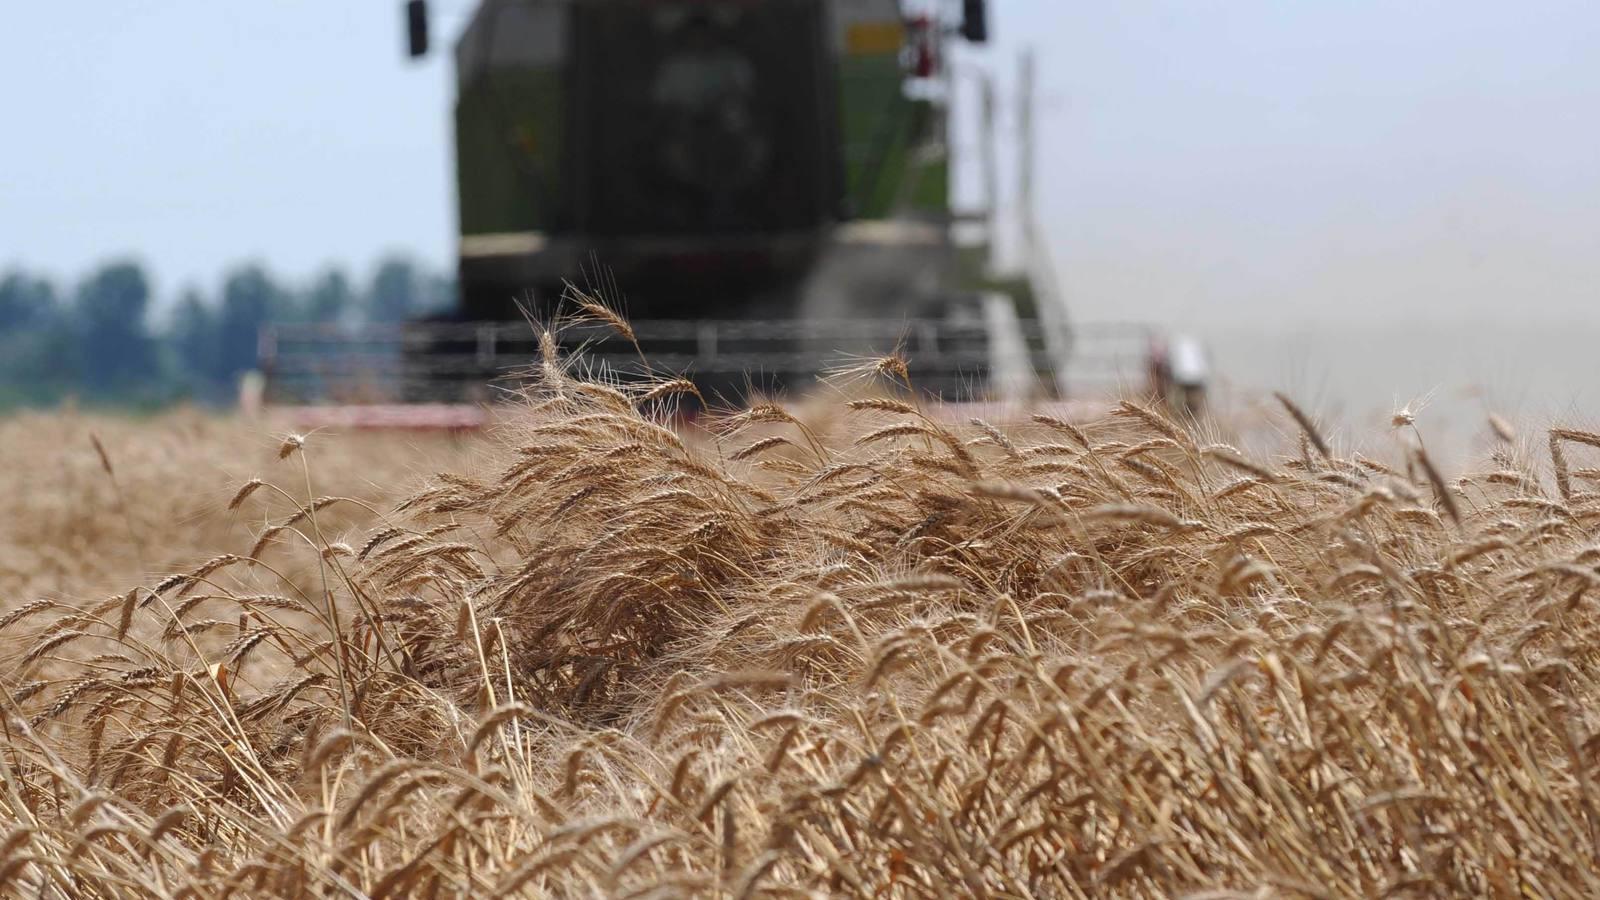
452;0;951;322
261;1;1169;412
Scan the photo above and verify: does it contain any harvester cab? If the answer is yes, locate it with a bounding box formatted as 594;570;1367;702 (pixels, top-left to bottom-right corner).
450;0;845;322
260;0;1174;418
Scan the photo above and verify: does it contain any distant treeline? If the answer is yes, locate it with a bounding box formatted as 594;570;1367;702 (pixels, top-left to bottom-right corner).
0;257;452;409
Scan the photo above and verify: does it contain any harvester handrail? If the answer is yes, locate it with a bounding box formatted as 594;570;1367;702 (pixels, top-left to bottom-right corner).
260;317;1157;406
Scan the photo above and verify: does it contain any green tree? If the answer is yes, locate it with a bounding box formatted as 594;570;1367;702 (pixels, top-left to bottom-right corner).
0;271;73;406
73;261;158;395
0;271;55;330
168;287;218;389
215;264;287;384
305;268;355;324
2;256;454;409
366;256;420;323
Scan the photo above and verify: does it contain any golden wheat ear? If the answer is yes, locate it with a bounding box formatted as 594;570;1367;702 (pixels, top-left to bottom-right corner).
13;322;1600;896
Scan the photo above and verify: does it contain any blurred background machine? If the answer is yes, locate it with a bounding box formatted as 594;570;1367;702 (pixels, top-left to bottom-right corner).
260;0;1166;411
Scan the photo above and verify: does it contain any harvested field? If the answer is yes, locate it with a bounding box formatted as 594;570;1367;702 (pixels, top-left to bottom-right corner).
0;410;479;601
4;339;1600;897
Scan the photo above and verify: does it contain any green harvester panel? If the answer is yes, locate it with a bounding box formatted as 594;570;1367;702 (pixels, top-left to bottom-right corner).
452;0;949;241
456;71;563;236
838;55;947;219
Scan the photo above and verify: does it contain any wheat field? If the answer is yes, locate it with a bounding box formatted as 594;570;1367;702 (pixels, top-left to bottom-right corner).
4;332;1600;898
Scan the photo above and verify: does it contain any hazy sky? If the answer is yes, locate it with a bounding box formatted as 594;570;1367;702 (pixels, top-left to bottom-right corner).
5;1;1599;337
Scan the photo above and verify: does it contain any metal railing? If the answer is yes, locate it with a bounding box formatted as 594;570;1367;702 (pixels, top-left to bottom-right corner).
260;317;1156;405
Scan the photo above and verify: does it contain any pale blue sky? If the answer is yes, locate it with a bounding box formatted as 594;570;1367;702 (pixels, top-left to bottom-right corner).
4;1;1598;336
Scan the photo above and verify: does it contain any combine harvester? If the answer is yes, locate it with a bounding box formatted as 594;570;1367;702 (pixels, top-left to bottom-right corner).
258;0;1189;428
